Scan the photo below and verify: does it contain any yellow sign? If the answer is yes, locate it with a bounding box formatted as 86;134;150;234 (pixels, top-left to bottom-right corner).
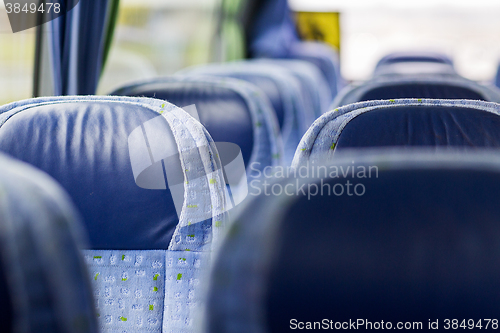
295;12;341;51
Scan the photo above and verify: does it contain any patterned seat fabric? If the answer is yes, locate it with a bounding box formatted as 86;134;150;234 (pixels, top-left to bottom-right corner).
331;75;500;108
0;96;227;333
111;76;284;174
205;150;500;332
179;62;314;164
0;152;97;333
294;99;500;168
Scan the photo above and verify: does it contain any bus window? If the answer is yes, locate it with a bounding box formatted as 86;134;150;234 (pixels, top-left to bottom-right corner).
289;0;500;82
98;0;220;94
0;3;34;105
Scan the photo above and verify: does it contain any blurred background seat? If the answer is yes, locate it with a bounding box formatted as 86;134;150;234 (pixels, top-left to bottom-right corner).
112;75;284;174
332;75;500;108
179;62;313;164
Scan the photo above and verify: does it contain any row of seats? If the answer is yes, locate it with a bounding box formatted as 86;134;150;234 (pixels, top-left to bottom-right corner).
3;50;500;333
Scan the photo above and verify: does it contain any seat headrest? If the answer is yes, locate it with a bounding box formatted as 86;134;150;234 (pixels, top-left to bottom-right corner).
0;96;227;251
376;51;454;67
0;152;96;333
332;76;500;108
294;99;500;167
206;150;500;332
112;76;284;171
373;62;457;77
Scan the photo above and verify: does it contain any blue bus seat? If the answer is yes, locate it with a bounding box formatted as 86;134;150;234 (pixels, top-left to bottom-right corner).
0;152;97;333
204;150;500;331
111;76;284;173
253;58;332;118
0;96;228;333
285;41;344;100
332;75;500;108
294;99;500;167
179;62;314;164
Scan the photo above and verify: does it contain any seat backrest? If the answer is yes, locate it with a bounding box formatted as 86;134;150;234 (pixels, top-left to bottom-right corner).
332;75;500;108
111;76;284;173
376;51;454;67
286;41;344;100
253;58;332;118
205;150;500;332
294;99;500;167
179;62;314;164
0;152;97;333
0;96;227;333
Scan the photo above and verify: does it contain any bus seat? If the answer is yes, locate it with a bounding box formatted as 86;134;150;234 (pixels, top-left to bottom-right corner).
0;96;227;333
294;99;500;167
111;76;284;173
331;75;500;108
285;41;344;100
204;150;500;331
253;58;333;118
376;51;454;68
179;62;314;164
0;152;97;333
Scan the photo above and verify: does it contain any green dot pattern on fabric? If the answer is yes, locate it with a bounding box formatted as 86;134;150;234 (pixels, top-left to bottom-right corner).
94;273;99;280
179;258;186;262
215;221;222;228
153;274;160;281
176;273;182;281
120;317;127;322
187;205;198;208
188;234;195;238
153;286;158;292
389;99;396;103
121;278;127;281
149;305;154;311
121;255;125;261
418;99;423;102
330;143;336;150
301;148;306;152
93;256;102;259
209;178;216;184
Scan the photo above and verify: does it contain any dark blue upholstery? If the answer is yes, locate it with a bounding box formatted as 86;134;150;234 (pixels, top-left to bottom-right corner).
0;100;178;250
359;83;485;101
268;162;500;328
0;152;97;333
332;77;500;109
336;105;500;149
205;151;500;331
112;80;254;166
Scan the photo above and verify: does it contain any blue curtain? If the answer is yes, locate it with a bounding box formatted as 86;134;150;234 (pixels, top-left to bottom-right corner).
36;0;119;96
